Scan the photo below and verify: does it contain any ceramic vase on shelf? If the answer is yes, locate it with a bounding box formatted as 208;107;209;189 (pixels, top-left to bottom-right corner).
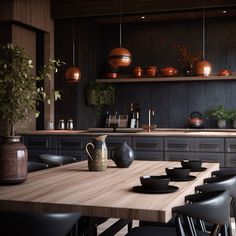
195;60;212;77
133;66;143;78
217;119;226;129
146;66;157;77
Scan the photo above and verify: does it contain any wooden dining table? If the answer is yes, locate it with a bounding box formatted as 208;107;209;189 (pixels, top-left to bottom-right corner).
0;160;219;223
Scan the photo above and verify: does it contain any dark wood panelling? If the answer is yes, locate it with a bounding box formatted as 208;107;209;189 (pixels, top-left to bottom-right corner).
55;16;236;129
51;0;236;18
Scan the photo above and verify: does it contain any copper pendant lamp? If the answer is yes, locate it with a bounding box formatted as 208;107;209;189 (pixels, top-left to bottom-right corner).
65;18;81;82
108;1;132;68
195;7;212;77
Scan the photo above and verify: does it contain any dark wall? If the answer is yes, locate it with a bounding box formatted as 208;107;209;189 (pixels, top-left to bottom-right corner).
54;16;236;129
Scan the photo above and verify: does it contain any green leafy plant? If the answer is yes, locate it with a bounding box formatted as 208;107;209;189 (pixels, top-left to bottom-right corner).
229;110;236;120
208;105;230;120
0;43;64;136
86;82;115;107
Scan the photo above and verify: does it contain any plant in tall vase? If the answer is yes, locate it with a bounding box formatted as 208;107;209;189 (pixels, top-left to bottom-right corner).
229;110;236;129
208;105;230;129
0;43;63;185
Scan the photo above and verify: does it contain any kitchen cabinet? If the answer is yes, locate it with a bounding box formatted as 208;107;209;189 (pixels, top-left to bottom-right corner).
22;133;233;167
225;138;236;167
132;136;163;160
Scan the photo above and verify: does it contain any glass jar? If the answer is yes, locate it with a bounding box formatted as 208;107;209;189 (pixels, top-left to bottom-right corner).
146;66;157;77
46;120;54;130
58;119;65;130
133;66;143;78
66;119;74;130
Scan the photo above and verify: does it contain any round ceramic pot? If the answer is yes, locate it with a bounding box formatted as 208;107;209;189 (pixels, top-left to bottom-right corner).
146;66;157;77
233;120;236;129
133;66;143;78
217;119;226;129
0;136;28;185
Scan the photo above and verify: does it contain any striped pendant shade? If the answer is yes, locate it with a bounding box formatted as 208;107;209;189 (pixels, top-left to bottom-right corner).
108;47;132;68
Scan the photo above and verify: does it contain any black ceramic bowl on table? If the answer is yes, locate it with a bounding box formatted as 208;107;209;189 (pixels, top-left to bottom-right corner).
165;167;190;179
140;176;170;190
181;160;202;170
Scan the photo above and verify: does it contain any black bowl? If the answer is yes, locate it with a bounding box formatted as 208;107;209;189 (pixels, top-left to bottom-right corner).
181;160;202;170
140;175;170;190
165;167;190;179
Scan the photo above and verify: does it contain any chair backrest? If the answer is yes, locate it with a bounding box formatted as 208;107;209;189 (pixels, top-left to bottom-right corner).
0;211;81;236
28;161;48;172
173;190;230;235
212;168;236;177
197;175;236;198
39;154;77;166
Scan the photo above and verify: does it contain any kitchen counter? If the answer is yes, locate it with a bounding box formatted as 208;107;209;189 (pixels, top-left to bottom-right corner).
20;128;236;137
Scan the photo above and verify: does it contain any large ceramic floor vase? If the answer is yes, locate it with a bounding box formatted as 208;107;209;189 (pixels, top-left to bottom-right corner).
0;136;28;184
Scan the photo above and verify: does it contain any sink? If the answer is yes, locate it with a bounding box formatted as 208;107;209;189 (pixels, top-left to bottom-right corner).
87;128;144;133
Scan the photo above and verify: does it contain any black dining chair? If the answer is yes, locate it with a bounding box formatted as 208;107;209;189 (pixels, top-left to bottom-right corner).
28;161;49;172
212;167;236;177
0;210;81;236
126;190;230;236
194;174;236;236
39;154;77;166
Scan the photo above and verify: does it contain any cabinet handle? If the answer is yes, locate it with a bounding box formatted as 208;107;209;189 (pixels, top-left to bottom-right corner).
136;143;159;148
199;144;218;149
167;144;188;149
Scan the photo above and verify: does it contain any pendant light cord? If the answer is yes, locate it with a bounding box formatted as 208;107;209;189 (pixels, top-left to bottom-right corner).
202;7;205;60
72;18;75;66
119;0;122;47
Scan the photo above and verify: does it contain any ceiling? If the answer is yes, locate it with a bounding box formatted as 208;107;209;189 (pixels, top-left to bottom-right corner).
51;0;236;20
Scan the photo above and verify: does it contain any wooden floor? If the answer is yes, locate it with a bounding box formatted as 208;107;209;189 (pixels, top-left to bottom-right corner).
97;218;236;236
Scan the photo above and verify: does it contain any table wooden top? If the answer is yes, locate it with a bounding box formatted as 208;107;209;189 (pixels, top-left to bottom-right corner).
0;160;219;222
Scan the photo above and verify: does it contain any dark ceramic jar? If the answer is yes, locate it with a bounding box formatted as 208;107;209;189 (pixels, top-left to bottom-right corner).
0;136;28;185
110;142;134;168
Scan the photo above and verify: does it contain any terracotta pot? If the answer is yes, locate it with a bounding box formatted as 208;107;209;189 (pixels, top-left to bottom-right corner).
161;67;178;77
218;69;232;76
146;66;157;77
105;72;118;79
65;66;81;82
195;60;212;76
133;66;143;78
108;47;132;68
0;136;28;185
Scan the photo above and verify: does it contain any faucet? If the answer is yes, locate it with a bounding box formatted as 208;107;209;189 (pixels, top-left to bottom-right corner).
148;108;155;132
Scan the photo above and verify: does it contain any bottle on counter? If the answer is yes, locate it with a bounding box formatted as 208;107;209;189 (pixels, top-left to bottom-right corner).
128;102;136;128
135;103;141;128
105;111;110;128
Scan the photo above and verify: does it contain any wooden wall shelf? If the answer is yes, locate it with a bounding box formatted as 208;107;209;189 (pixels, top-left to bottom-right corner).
96;75;236;83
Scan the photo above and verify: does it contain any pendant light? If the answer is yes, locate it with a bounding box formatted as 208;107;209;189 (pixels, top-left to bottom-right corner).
195;7;212;77
65;18;81;82
108;1;132;68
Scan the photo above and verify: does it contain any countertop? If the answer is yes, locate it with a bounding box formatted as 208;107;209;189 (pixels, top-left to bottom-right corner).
19;128;236;137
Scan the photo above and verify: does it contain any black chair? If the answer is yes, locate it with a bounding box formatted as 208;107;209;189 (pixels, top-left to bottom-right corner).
194;175;236;235
39;154;77;166
28;161;48;172
0;210;81;236
126;190;230;236
212;167;236;177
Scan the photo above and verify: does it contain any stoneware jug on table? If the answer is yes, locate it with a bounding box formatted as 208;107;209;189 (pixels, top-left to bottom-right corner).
110;142;134;168
85;135;108;171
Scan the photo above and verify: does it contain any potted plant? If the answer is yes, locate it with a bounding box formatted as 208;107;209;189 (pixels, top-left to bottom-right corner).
0;43;63;184
229;109;236;129
86;82;115;108
208;105;230;128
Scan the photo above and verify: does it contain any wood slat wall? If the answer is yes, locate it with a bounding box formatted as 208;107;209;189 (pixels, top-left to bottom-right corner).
54;16;236;129
51;0;236;18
